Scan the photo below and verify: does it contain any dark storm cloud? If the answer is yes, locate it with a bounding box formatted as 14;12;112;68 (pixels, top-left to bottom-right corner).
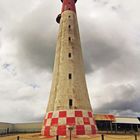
79;18;128;73
8;0;129;74
94;83;140;116
9;2;60;72
82;36;123;72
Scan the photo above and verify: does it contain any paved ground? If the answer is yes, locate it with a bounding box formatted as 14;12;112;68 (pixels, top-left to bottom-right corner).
0;133;139;140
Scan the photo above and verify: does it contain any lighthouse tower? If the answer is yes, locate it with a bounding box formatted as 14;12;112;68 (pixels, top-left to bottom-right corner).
42;0;97;137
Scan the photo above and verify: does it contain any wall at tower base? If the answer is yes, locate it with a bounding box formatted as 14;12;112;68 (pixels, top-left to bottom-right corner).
0;123;13;134
0;122;41;134
41;110;97;137
12;122;42;133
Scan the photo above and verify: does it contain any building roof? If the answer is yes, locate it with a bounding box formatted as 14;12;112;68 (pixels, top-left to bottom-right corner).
114;117;140;124
94;114;115;121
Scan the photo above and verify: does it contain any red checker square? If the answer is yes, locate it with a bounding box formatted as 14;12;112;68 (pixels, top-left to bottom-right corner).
59;111;67;118
76;125;85;135
44;126;50;136
51;118;58;126
75;111;83;117
83;117;90;125
57;125;66;136
48;112;53;118
67;117;75;125
91;125;96;134
88;112;93;118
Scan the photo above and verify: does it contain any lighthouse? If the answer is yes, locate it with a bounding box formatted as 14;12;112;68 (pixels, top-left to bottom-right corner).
42;0;97;137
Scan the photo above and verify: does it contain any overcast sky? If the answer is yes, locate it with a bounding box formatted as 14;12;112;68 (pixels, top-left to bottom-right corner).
0;0;140;123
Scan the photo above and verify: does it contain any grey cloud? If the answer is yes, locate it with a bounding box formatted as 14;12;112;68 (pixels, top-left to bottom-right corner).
82;37;122;72
9;3;59;72
8;0;136;75
80;21;128;73
94;84;140;116
7;0;124;74
0;5;8;24
101;53;140;84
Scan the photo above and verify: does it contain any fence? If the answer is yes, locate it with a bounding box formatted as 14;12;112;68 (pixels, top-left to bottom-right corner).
12;134;139;140
0;130;140;140
101;134;138;140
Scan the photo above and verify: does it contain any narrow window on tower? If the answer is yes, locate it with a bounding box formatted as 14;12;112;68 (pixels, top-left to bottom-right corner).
69;25;71;28
69;73;72;79
69;37;71;41
69;99;73;108
69;15;71;18
68;53;71;58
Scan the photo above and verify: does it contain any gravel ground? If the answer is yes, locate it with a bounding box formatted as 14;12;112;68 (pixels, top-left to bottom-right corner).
0;133;139;140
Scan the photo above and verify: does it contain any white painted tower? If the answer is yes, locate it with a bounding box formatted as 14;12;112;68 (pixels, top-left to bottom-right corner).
42;0;97;137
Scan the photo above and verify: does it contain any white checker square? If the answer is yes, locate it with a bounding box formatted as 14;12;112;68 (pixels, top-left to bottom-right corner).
46;118;52;126
76;117;84;125
82;110;89;117
50;126;57;136
85;125;92;135
89;118;94;124
58;118;66;125
67;110;75;117
52;111;59;118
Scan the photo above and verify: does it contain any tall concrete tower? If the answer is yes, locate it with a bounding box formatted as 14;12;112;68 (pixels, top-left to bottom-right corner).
42;0;97;137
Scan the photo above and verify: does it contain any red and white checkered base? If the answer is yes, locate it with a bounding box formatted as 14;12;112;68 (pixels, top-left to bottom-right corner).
41;110;97;137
